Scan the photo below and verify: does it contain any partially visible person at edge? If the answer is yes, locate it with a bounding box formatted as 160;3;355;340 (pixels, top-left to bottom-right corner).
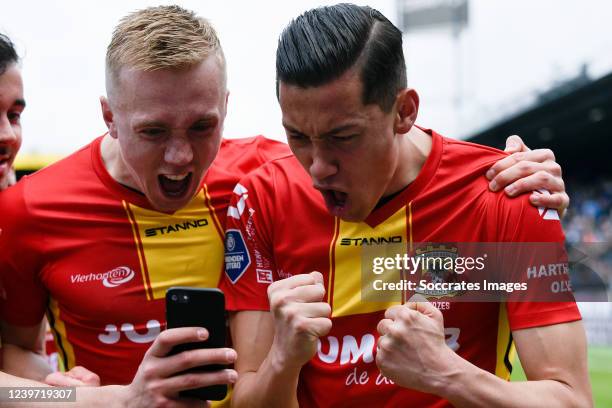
0;33;22;191
0;32;101;391
221;4;591;408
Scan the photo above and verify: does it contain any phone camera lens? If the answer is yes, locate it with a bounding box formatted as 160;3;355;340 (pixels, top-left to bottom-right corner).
171;294;178;302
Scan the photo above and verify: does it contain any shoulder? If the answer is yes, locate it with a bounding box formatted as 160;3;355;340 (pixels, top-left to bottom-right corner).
430;132;563;240
423;131;509;194
446;137;563;240
424;132;510;205
235;152;308;192
440;135;508;170
206;136;291;190
16;139;97;192
216;136;291;169
0;139;97;213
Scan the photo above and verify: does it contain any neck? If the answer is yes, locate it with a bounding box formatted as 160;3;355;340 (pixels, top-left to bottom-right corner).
100;134;138;190
384;126;432;197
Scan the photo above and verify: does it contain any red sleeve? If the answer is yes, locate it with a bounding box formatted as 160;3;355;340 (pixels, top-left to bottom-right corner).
206;136;291;233
219;166;278;311
495;194;581;330
216;136;290;175
254;136;291;163
0;179;48;325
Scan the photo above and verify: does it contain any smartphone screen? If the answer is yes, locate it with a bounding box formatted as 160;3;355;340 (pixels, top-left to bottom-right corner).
166;287;227;401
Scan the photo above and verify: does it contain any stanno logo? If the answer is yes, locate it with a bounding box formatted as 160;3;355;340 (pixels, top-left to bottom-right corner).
144;218;208;237
340;236;402;246
70;266;135;288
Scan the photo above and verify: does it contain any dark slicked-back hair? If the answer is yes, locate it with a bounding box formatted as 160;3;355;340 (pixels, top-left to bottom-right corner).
0;33;18;76
276;3;407;112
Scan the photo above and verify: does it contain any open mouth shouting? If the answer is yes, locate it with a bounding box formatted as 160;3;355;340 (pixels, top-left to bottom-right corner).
320;188;348;217
158;172;193;198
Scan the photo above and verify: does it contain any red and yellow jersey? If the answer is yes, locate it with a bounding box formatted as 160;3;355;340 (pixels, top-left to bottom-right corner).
220;129;580;407
0;134;289;386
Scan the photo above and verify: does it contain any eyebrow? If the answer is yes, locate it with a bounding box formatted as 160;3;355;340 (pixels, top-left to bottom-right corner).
324;124;359;136
135;115;219;128
282;123;303;134
135;120;165;128
193;116;218;124
282;123;359;137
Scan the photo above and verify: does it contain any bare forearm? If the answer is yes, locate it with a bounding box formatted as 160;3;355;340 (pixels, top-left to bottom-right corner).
0;372;127;408
439;354;591;408
74;385;127;408
2;343;52;381
232;354;300;408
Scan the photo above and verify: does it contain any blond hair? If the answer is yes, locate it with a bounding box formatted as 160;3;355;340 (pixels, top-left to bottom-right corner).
106;5;224;88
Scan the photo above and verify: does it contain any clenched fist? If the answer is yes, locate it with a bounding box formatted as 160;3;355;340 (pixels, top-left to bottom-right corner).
268;271;332;371
376;301;459;394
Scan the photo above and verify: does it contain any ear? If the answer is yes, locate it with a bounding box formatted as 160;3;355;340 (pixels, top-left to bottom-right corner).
100;96;118;139
394;88;419;134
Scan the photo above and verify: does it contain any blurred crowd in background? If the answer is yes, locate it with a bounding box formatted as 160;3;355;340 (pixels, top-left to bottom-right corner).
565;177;612;294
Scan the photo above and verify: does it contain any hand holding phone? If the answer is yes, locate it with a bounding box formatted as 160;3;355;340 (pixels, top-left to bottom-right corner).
166;287;229;401
124;326;237;407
